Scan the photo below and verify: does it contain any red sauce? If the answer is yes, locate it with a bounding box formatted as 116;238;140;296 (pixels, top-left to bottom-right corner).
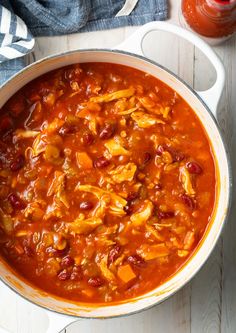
0;63;216;303
182;0;236;38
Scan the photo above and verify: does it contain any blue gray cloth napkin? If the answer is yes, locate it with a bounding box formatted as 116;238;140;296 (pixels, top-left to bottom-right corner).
0;0;168;85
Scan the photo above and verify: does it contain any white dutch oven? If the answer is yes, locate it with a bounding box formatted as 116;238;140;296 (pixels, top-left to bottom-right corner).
0;22;232;332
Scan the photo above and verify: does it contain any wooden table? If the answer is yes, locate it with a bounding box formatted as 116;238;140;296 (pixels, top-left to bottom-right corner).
0;1;235;332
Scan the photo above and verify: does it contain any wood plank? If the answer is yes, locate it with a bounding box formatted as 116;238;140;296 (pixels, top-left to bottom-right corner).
190;242;222;333
66;292;190;333
33;27;138;63
33;35;69;60
188;44;227;333
15;297;49;333
141;31;195;87
193;47;216;92
0;282;17;333
219;36;236;333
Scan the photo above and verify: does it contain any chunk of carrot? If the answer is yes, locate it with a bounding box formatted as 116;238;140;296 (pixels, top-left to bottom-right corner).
76;152;93;169
117;264;136;283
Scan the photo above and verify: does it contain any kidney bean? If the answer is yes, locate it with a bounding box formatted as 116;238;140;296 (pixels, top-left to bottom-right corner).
10;154;25;172
61;255;75;268
127;192;139;202
157;145;184;162
0;116;13;133
186;161;202;174
181;194;195;210
82;132;94;145
79;201;94;210
127;254;146;268
172;151;185;162
93;156;110;168
157;211;175;219
165;146;185;162
108;245;121;264
143;152;152;164
124;204;133;215
8;96;25;116
0;140;8;153
59;125;76;136
8;193;26;210
58;269;71;281
24;245;34;257
99;123;116;140
46;244;69;257
88;277;104;287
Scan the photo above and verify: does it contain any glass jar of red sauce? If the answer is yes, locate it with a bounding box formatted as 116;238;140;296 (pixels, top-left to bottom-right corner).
181;0;236;43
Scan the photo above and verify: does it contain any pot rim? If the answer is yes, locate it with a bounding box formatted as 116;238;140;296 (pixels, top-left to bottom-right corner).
0;48;232;319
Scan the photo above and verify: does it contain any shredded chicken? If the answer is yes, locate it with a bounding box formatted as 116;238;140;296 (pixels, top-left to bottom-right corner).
138;96;156;112
179;166;195;196
67;216;103;234
104;138;130;157
25;134;47;158
88;117;98;135
98;254;116;281
76;185;127;216
97;225;118;235
46;118;64;134
177;250;189;257
77;102;102;117
117;107;138;115
77;111;98;135
108;162;137;184
145;224;164;241
0;209;13;234
47;171;69;208
130;200;153;226
95;236;116;247
24;202;44;222
138;97;171;119
137;243;169;260
90;87;135;103
43;202;63;220
160;107;171;119
70;81;80;92
91;195;109;219
14;129;39;140
76;106;99;135
131;111;165;128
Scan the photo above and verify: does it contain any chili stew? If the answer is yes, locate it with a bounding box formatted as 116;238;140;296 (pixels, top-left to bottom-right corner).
0;63;216;303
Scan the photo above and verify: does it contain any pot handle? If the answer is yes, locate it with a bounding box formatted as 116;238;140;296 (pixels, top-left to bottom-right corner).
45;310;77;333
115;21;225;117
0;278;76;333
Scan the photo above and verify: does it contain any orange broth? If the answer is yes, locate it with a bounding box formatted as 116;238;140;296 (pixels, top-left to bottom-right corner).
0;63;216;303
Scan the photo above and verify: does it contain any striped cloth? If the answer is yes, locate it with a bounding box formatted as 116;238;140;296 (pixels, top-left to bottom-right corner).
0;3;34;85
0;6;34;64
0;0;168;86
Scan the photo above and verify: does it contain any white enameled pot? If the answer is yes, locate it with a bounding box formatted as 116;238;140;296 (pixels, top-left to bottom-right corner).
0;22;232;333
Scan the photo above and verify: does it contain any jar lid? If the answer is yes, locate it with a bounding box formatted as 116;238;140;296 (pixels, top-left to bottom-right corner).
209;0;236;9
213;0;235;4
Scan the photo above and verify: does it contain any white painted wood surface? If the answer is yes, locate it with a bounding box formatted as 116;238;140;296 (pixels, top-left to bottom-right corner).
0;1;235;332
